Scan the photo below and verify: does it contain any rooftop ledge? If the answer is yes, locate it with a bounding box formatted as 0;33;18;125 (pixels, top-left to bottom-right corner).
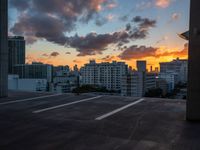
0;91;200;150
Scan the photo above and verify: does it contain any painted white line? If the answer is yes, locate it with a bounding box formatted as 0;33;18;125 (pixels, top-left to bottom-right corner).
95;98;145;121
0;94;63;105
33;96;102;113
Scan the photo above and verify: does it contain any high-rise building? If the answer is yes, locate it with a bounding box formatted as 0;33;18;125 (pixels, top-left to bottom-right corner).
8;36;25;74
13;62;53;82
0;0;8;97
137;60;147;72
160;58;188;83
121;72;156;97
81;60;128;91
121;60;156;97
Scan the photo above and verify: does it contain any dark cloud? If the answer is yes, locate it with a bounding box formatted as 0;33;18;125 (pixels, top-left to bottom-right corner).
119;15;129;22
118;43;188;60
73;60;82;63
10;0;112;44
95;17;108;26
119;45;157;60
10;0;156;57
101;55;116;61
66;52;71;55
67;17;156;56
42;53;49;57
132;16;156;29
50;52;60;57
9;0;30;11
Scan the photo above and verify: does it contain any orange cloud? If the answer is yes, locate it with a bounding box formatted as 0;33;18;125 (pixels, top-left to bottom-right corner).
155;0;171;8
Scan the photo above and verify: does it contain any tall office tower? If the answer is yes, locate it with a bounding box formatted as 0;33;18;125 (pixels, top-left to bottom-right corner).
137;61;147;72
8;36;25;74
0;0;8;97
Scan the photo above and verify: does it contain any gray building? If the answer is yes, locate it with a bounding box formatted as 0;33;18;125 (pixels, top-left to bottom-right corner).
137;60;147;72
14;62;53;82
8;36;25;74
0;0;8;97
160;58;188;83
121;72;156;97
121;61;156;97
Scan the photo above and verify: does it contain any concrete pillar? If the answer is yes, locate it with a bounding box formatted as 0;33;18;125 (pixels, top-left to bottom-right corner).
0;0;8;98
187;0;200;120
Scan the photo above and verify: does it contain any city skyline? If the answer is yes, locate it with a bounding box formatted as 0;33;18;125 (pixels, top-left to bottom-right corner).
8;0;189;69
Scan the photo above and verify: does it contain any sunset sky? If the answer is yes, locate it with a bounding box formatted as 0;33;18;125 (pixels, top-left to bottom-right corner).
8;0;190;70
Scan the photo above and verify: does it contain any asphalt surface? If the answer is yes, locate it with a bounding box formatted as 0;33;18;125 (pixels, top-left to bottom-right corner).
0;91;200;150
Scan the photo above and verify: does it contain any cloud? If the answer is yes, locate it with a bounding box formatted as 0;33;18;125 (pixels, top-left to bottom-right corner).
101;55;116;61
73;59;82;63
119;45;157;60
42;53;49;57
106;14;115;21
155;0;171;8
95;14;115;26
156;35;169;44
169;13;181;23
106;2;118;9
66;52;71;55
119;15;129;22
136;1;152;11
66;16;156;56
155;43;188;58
118;43;188;60
50;52;60;57
10;0;113;44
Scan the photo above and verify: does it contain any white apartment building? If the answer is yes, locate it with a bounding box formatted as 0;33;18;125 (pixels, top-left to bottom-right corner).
121;72;156;97
160;58;188;83
80;60;128;91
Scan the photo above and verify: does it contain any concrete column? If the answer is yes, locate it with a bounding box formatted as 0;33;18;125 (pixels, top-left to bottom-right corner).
187;0;200;120
0;0;8;98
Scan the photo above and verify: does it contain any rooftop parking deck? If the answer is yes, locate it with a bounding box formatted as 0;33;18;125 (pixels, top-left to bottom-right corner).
0;91;200;150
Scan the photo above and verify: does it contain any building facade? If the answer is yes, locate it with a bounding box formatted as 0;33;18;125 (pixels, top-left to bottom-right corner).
8;36;25;74
81;60;128;91
137;60;147;72
0;0;8;97
13;62;53;82
158;73;178;92
8;75;47;92
121;72;156;97
160;58;188;83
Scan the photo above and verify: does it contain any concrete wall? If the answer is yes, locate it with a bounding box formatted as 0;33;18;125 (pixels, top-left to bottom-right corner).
0;0;8;97
187;0;200;120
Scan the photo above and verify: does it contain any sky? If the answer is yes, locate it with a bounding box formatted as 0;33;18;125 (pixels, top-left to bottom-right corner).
8;0;190;70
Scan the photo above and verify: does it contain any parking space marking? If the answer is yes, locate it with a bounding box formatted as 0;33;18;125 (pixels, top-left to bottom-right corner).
95;98;145;120
0;94;63;105
33;96;102;114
